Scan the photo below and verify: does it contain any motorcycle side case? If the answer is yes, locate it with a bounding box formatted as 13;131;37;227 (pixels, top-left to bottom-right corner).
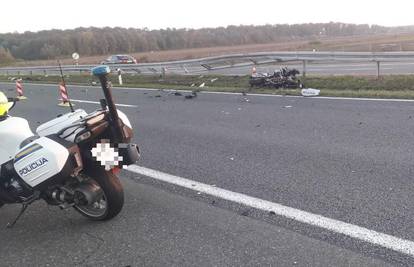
13;136;76;189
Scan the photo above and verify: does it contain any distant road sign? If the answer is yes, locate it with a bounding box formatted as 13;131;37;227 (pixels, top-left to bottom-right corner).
72;53;79;60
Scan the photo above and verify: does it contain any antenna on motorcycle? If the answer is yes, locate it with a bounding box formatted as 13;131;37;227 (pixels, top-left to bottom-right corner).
57;60;75;113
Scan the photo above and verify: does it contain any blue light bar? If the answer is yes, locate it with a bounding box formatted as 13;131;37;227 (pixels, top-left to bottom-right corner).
92;65;110;76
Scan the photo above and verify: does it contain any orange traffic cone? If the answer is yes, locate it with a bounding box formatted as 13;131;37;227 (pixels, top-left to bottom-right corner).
16;79;27;100
57;83;74;107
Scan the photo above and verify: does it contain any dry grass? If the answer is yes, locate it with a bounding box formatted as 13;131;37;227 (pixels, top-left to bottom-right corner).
8;32;414;67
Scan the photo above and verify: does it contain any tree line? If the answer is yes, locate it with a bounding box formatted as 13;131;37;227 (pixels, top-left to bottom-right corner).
0;23;412;62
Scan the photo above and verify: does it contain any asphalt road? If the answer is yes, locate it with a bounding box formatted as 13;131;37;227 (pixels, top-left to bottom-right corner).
1;82;414;265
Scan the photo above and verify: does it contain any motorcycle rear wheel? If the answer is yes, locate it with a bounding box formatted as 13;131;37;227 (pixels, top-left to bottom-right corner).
74;169;124;221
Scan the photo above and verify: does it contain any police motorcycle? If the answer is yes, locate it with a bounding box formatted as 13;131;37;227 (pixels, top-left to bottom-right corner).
0;66;140;227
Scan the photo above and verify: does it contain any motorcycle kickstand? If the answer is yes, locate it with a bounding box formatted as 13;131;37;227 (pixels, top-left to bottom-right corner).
6;192;40;228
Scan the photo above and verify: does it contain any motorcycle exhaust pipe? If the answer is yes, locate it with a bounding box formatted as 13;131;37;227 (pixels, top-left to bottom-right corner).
73;180;103;206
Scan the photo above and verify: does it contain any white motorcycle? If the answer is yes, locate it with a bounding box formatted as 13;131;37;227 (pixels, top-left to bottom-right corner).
0;66;140;227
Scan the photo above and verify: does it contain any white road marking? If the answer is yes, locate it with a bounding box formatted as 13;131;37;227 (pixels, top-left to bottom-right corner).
128;165;414;257
69;99;138;108
2;82;414;103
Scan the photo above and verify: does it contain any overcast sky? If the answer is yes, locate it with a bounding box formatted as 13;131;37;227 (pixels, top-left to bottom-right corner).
1;0;413;33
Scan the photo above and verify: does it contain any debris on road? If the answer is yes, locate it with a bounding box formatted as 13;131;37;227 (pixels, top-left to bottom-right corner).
301;88;320;97
283;105;293;108
242;97;250;103
240;210;250;216
185;91;197;99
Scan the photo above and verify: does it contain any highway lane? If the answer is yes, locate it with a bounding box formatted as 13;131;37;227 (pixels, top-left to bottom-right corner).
2;82;414;264
0;179;387;266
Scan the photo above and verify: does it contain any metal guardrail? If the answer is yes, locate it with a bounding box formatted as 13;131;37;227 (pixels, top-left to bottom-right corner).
2;51;414;76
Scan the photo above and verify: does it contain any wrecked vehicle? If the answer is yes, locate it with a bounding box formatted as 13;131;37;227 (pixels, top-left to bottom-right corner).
249;67;302;89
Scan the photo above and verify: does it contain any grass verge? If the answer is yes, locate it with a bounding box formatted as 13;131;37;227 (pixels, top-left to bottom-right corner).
2;74;414;99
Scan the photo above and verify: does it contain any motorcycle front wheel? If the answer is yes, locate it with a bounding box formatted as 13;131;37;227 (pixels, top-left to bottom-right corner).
74;168;124;221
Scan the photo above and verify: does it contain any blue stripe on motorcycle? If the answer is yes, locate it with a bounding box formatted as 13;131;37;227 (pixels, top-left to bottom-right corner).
14;144;43;163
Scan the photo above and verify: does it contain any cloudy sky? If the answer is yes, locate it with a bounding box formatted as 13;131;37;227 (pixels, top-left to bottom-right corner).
1;0;413;33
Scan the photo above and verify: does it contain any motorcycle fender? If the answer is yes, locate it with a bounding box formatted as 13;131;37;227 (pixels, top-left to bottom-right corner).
14;137;69;188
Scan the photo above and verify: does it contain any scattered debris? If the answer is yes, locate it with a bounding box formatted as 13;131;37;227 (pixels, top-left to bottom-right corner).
269;211;276;215
173;91;183;96
229;157;234;161
154;94;161;98
283;105;292;108
197;192;201;195
210;78;218;83
256;124;261;128
301;88;320;97
237;108;242;111
185;91;197;99
199;82;205;88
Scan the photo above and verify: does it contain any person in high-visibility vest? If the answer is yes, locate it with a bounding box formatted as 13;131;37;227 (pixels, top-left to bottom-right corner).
0;92;13;120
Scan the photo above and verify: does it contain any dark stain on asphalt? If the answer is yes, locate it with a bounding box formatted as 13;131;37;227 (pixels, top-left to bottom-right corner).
241;210;250;216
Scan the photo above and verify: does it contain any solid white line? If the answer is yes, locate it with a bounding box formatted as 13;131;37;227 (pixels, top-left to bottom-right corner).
69;99;138;108
127;165;414;257
3;81;414;103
